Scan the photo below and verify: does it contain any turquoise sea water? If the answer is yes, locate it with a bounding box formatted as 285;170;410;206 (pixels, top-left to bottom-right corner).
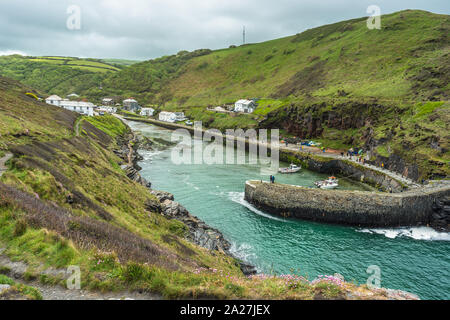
128;121;450;300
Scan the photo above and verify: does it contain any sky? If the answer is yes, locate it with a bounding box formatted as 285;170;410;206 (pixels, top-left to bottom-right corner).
0;0;448;61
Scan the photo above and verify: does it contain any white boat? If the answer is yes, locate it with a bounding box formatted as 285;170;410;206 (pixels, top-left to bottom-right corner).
315;176;339;189
278;164;301;174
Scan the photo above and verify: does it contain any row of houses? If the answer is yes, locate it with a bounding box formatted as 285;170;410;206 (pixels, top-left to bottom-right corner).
46;95;95;116
46;95;120;116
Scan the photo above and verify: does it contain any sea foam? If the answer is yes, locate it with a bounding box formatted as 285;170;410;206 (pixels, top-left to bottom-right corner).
228;192;287;222
358;226;450;241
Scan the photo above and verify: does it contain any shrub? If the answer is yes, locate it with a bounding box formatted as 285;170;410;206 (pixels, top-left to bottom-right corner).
225;282;244;297
264;55;274;62
13;218;27;237
0;266;11;275
168;220;188;237
123;262;151;283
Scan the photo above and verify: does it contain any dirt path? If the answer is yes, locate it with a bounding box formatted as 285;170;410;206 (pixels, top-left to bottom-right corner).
0;153;12;177
0;248;160;300
74;117;83;137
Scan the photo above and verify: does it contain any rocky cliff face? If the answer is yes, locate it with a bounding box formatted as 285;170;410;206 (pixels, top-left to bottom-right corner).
149;190;257;275
260;100;448;181
261;101;382;142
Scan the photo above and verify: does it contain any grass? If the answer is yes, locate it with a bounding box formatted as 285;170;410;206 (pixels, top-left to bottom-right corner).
0;274;43;300
84;115;129;138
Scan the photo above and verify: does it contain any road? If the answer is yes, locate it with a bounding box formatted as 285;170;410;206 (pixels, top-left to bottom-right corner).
281;143;421;188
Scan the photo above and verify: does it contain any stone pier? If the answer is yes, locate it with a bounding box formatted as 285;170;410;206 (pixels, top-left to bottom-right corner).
244;180;450;228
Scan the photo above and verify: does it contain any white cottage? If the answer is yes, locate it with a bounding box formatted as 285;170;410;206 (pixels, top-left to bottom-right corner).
123;98;140;112
102;98;114;106
159;111;186;123
59;101;95;117
159;111;177;123
234;99;256;113
140;108;155;117
45;95;63;106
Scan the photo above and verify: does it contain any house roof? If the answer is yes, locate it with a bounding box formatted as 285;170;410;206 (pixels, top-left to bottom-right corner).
235;99;254;105
60;101;95;108
46;95;62;101
123;98;137;103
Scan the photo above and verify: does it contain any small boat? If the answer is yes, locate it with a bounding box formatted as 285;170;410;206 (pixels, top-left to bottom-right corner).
315;176;339;189
279;164;301;174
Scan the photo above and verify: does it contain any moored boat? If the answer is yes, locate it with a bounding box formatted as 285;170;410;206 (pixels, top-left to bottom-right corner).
315;176;339;189
278;164;301;174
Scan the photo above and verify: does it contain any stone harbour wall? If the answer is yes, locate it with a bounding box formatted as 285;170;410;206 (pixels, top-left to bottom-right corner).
245;180;450;228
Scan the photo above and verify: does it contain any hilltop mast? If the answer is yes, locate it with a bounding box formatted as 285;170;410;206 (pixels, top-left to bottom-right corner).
243;26;246;45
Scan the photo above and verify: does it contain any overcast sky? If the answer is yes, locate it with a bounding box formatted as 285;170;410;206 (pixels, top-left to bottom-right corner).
0;0;448;60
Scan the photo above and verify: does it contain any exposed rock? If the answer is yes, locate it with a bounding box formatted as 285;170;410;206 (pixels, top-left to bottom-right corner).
144;199;162;214
431;196;450;231
150;189;257;275
151;190;174;202
0;284;11;295
115;132;152;189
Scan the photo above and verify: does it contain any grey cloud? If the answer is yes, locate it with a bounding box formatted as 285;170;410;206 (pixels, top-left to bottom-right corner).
0;0;448;60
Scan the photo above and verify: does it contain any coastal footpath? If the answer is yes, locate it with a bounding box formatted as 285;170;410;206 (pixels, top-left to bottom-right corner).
245;180;450;229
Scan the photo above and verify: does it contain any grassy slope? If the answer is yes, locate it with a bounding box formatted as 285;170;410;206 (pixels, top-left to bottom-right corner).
102;10;449;179
0;55;120;100
98;10;449;107
0;75;395;299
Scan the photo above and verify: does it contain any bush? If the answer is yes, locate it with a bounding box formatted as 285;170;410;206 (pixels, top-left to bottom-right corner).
13;218;27;237
225;282;244;297
264;55;274;62
123;262;151;283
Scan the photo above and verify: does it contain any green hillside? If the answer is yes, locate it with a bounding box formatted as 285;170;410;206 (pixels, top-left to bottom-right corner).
99;10;449;107
0;75;395;299
97;10;449;180
0;55;120;99
100;58;142;67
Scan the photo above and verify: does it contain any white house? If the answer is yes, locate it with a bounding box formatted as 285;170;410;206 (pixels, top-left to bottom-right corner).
140;108;155;117
60;101;95;117
45;95;95;116
234;99;256;113
174;112;187;122
102;98;114;106
46;95;63;106
123;98;140;112
159;111;186;123
159;111;177;123
96;106;117;114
